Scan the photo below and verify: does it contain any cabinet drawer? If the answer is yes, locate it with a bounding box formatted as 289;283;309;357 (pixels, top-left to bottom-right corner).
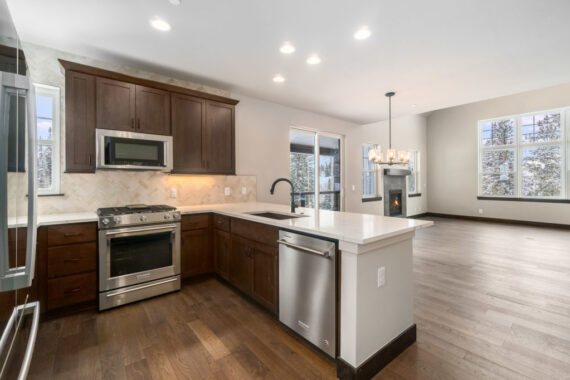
181;214;210;231
213;214;230;232
231;218;278;247
47;272;97;310
48;242;97;278
47;223;97;246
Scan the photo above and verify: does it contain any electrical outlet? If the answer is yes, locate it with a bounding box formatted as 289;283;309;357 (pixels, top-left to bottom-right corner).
352;185;356;191
242;186;247;195
170;188;177;198
224;187;231;196
478;208;483;215
377;266;386;288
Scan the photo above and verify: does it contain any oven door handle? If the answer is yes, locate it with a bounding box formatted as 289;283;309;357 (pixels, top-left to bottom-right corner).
105;277;178;298
104;224;178;238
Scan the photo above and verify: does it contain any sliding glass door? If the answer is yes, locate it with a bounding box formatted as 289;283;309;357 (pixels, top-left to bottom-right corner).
289;129;343;211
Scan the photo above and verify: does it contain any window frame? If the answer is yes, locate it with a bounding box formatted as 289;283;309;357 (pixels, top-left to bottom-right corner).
478;107;567;200
35;84;61;195
289;127;345;211
361;143;380;199
407;150;420;196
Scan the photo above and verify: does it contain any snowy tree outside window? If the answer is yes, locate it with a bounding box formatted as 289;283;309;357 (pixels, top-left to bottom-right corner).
35;84;60;195
478;109;566;199
362;144;377;198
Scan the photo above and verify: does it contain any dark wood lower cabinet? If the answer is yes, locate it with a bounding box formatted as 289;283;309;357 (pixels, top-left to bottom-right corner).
228;234;278;314
213;229;230;280
181;228;212;278
251;243;278;313
229;235;253;294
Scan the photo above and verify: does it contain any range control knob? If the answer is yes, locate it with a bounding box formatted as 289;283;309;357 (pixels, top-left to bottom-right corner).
140;215;147;222
172;212;181;220
164;213;171;220
101;218;110;226
113;217;121;225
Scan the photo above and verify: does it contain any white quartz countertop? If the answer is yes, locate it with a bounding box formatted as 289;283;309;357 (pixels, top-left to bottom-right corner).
11;202;432;245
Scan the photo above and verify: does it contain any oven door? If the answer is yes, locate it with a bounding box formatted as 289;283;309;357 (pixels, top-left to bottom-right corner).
99;223;180;292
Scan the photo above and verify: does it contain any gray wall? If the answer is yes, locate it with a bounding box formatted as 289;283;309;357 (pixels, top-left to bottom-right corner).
427;82;570;225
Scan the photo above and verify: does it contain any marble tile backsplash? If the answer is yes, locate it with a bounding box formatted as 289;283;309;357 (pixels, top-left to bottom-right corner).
15;42;254;216
37;172;256;214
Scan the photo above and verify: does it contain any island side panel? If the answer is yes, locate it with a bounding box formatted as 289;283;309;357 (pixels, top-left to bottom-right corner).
339;231;415;369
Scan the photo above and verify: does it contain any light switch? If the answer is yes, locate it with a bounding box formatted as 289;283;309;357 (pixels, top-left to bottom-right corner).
377;266;386;288
352;185;356;191
224;187;231;196
170;188;177;198
242;186;247;195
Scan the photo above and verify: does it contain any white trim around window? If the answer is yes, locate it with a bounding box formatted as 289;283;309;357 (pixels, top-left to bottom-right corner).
34;84;61;195
478;107;569;200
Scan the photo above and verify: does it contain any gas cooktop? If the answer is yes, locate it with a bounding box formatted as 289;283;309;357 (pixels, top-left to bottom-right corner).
97;204;180;229
97;204;176;217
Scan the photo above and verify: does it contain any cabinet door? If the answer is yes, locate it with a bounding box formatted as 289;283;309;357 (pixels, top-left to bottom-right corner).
96;77;135;132
135;85;170;135
171;94;206;173
65;71;95;172
213;229;230;280
181;229;212;278
229;236;252;294
205;100;235;174
252;243;278;313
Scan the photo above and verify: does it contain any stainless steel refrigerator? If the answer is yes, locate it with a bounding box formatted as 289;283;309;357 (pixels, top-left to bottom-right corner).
0;0;39;378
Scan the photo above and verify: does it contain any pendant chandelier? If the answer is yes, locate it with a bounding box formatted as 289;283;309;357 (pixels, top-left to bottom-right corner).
368;92;411;165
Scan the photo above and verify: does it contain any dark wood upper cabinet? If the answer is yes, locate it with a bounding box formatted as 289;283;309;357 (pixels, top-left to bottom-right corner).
95;77;136;132
60;60;238;174
65;71;96;172
171;94;206;173
135;85;170;135
205;100;235;174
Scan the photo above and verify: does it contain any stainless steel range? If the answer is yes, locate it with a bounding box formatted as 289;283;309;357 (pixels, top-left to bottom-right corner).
97;204;181;310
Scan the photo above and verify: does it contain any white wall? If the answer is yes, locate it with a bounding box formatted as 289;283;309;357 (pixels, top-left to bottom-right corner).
427;82;570;225
234;93;358;205
345;115;428;216
235;95;428;216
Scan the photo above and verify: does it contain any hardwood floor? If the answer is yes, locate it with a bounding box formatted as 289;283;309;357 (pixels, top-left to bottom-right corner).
28;217;570;379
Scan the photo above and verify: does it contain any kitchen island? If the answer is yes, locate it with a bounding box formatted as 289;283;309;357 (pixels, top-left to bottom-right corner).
24;202;432;379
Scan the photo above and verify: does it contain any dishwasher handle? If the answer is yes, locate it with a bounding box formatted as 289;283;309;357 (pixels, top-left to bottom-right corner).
277;240;330;257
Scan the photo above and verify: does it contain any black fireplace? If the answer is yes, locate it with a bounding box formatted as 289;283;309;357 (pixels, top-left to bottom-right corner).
389;189;403;216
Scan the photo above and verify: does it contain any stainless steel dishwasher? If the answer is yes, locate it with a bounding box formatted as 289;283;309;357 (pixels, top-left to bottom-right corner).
278;230;337;358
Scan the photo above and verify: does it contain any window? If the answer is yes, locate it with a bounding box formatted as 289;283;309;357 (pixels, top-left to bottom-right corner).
35;84;60;195
362;144;378;198
478;108;568;199
407;150;420;194
289;129;343;211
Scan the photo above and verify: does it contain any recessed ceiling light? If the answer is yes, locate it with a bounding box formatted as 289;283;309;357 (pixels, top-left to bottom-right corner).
411;104;417;108
150;17;171;32
306;55;321;65
354;26;371;40
280;42;295;54
168;0;181;4
273;74;285;83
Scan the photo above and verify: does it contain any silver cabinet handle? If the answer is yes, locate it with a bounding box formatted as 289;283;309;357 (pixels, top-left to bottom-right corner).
276;240;329;257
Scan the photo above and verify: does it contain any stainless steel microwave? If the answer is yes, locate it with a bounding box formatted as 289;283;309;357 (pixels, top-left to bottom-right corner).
96;129;173;171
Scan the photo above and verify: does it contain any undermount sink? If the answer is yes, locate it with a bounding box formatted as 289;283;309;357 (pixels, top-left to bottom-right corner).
247;211;307;220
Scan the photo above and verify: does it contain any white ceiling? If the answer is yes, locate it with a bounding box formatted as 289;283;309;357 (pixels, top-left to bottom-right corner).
7;0;570;124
